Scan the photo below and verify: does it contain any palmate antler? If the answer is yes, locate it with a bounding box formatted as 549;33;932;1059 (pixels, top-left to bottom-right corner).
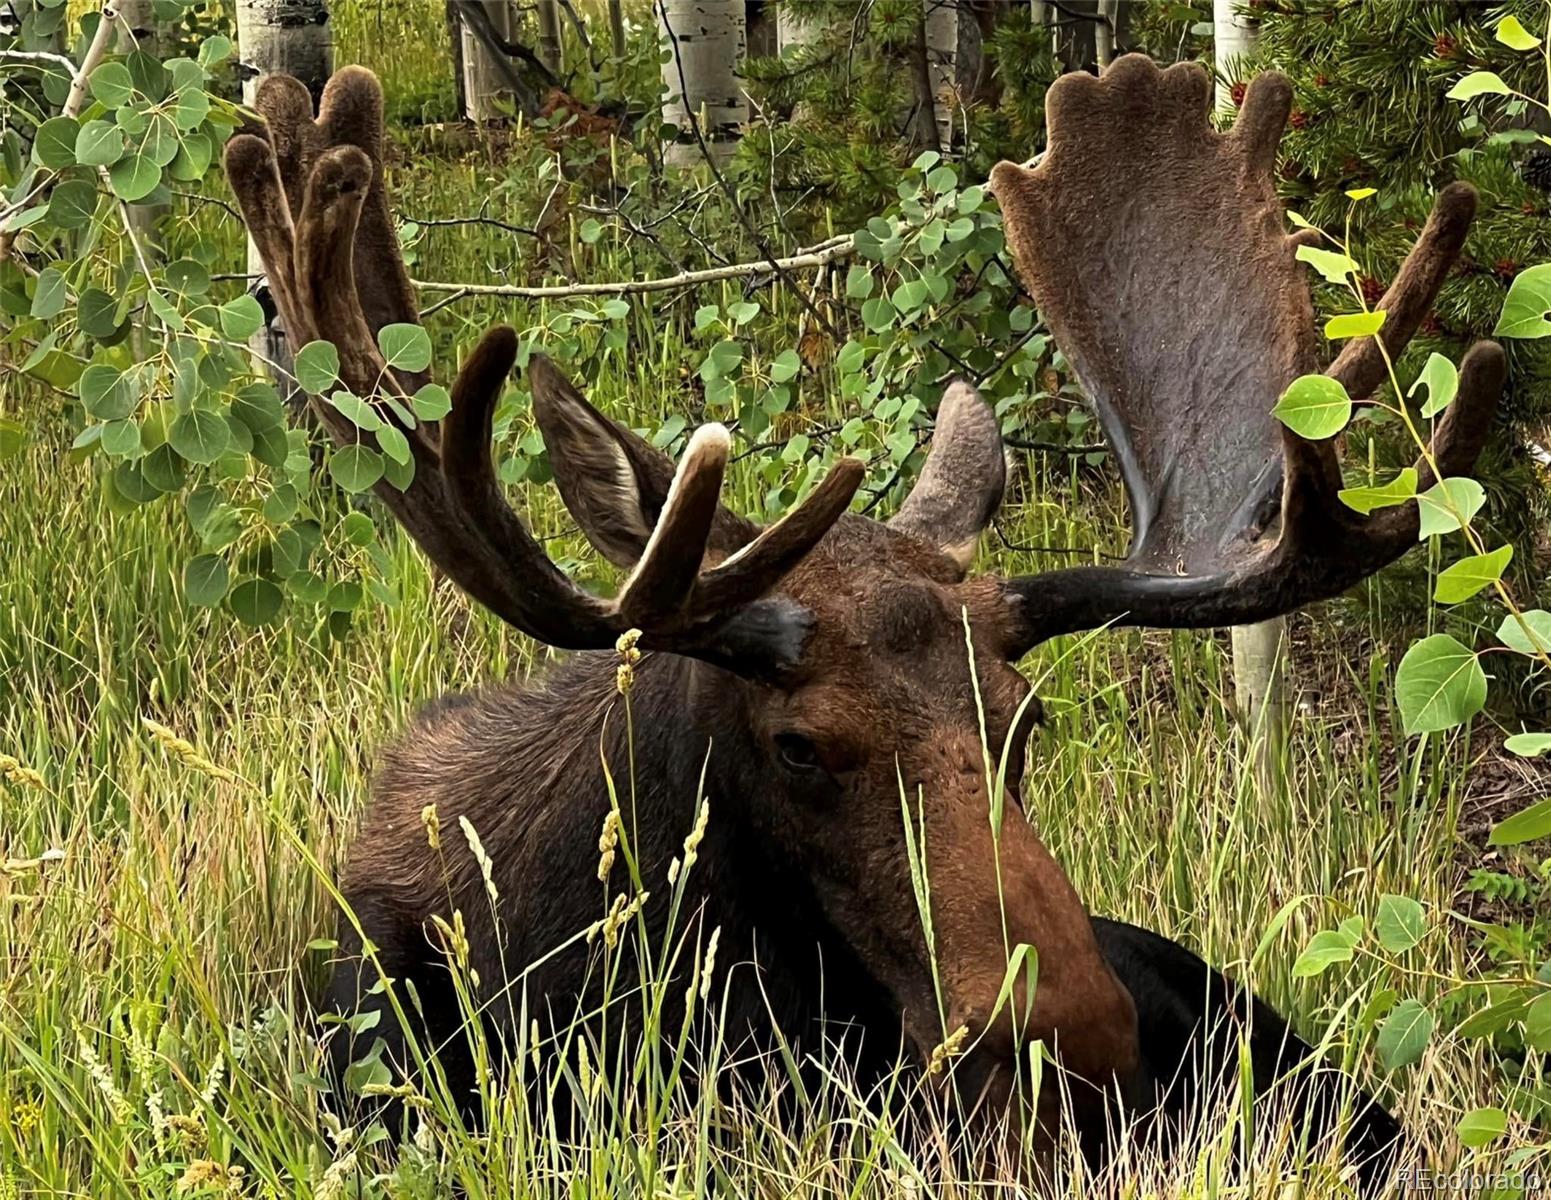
223;69;861;663
989;56;1506;650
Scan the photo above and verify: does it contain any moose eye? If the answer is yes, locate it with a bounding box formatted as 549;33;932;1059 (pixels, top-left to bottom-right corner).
774;733;822;773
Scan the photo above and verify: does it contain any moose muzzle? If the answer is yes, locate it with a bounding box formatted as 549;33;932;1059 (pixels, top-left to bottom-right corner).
904;729;1141;1139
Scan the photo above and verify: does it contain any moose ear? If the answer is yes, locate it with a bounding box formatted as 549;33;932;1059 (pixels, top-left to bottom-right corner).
528;358;756;567
889;381;1006;570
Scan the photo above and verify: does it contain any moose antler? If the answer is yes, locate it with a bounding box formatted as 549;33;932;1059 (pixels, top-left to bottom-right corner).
989;56;1505;649
224;69;861;660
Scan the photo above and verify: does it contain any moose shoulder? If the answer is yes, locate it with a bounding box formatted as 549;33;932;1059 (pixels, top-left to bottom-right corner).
225;56;1502;1179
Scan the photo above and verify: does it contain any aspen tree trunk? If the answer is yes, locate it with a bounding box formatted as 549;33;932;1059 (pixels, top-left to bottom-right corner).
923;0;957;151
459;0;519;121
534;0;563;75
658;0;747;168
1213;0;1285;790
236;0;332;404
1094;0;1117;67
775;1;811;53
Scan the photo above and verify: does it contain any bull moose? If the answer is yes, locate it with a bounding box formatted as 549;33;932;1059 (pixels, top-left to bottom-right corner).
224;54;1503;1179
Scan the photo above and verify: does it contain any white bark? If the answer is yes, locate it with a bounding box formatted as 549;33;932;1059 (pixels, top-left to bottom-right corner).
534;0;563;76
1213;0;1283;782
776;1;813;53
1095;0;1118;68
1213;0;1257;111
459;0;519;121
658;0;747;168
923;0;957;151
236;0;332;401
116;0;169;353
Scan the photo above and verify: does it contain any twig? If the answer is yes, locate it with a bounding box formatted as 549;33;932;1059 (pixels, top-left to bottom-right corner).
993;521;1124;560
411;236;855;300
1004;437;1108;455
406;212;541;238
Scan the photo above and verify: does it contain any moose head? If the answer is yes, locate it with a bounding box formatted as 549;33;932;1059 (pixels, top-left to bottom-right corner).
224;56;1501;1146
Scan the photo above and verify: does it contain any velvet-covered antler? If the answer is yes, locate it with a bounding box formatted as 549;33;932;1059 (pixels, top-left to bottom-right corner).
224;68;862;662
989;55;1505;650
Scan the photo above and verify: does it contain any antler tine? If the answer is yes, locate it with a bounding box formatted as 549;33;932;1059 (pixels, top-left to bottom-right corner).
1326;183;1476;402
686;458;864;616
615;424;731;629
439;345;621;649
224;133;312;348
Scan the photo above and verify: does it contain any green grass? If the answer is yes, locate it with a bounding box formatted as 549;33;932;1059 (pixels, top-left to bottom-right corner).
2;2;1546;1194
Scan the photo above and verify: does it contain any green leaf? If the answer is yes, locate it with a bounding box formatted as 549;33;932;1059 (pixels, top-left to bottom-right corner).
1394;633;1487;735
1294;244;1359;284
30;268;66;320
1291;927;1358;978
78;288;121;338
1457;1107;1508;1148
771;349;802;384
231;382;285;433
218;295;264;341
108;151;160;201
1447;71;1513;100
0;419;25;461
1504;732;1551;757
1324;310;1386;340
198;34;233;67
861;296;896;333
1409;352;1458;419
700;339;744;381
89;61;134;107
1434;544;1512;604
376;323;432;373
376;424;412;466
845;265;874;300
1489;798;1551;846
33;115;79;168
1497;609;1551;657
1494;263;1551;338
100;417;140;457
1375;998;1433;1071
1338;468;1417;515
728;300;760;326
228;577;283;627
1273;374;1351;440
410;383;451;422
295;340;340;394
1416;477;1485;539
1497;15;1541;50
76;122;125;170
166;258;209;297
78;364;136;421
47;179;98;230
329;445;383;493
141;444;186;492
169;409;231;465
1374;894;1425;954
183;554;229;607
1526;993;1551;1051
327;390;382;432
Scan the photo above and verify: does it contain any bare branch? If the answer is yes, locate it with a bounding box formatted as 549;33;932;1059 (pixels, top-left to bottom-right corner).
412;235;855;300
